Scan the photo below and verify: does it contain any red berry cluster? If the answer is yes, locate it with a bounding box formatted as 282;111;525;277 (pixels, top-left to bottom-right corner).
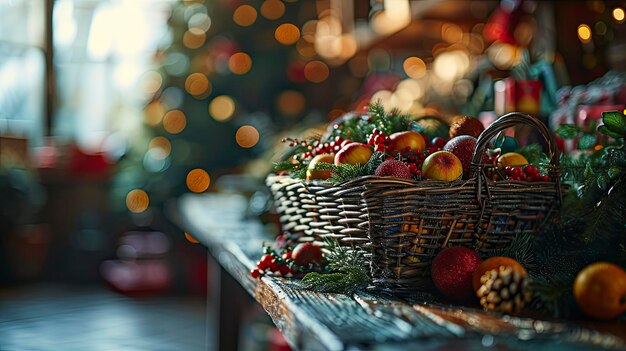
367;128;391;153
250;242;327;279
282;136;349;160
504;165;550;182
250;248;295;279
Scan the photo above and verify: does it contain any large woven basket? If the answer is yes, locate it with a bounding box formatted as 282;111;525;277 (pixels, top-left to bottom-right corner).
361;112;562;294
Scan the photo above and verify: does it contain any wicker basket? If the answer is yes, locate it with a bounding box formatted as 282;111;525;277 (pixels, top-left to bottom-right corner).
265;175;370;252
361;112;562;293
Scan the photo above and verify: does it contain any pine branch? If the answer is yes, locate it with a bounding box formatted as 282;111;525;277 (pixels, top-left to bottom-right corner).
484;233;538;271
515;144;545;165
300;238;370;295
315;152;385;184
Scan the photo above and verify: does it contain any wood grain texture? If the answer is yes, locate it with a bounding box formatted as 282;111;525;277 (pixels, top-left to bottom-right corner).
177;193;626;351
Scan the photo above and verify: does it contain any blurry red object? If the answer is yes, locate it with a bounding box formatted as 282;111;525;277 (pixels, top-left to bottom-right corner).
268;328;291;351
100;259;172;296
68;145;113;177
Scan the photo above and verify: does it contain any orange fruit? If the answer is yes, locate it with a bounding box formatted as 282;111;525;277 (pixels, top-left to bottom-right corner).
472;256;527;294
573;262;626;320
496;152;528;169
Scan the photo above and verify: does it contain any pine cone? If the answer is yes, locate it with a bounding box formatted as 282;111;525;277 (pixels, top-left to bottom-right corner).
477;265;532;314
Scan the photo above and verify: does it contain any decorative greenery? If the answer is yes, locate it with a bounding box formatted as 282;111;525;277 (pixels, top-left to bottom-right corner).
327;101;412;143
314;152;385;184
300;239;370;295
515;143;545;165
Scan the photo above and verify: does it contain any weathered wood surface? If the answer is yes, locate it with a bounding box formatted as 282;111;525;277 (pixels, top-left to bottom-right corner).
177;193;626;351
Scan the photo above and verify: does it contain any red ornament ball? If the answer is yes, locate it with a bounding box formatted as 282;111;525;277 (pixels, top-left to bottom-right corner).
431;246;482;301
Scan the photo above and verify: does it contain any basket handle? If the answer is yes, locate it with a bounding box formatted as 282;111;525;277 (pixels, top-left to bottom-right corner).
469;112;560;179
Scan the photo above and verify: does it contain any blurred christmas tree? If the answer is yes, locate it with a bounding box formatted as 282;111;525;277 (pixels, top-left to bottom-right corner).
112;0;359;215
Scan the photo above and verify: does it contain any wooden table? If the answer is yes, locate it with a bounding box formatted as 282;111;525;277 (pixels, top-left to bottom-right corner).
177;193;626;351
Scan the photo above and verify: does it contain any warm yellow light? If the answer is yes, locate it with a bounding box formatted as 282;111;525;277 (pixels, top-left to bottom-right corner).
304;60;329;83
235;125;260;148
261;0;285;20
149;136;172;159
185;73;210;96
228;52;252;75
185;232;200;244
275;23;300;45
402;57;426;79
441;23;463;44
126;189;149;213
163;110;187;134
186;168;211;193
233;5;257;27
301;20;317;43
577;24;592;42
183;30;206;49
296;39;316;58
613;7;625;22
144;101;165;126
277;90;305;116
209;95;236;121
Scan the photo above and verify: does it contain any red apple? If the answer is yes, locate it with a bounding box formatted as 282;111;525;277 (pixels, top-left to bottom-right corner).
306;153;335;181
334;142;372;165
443;135;477;177
421;151;463;181
387;131;426;155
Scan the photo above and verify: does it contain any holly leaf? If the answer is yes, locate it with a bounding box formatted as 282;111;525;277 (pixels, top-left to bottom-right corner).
601;110;626;135
598;125;624;139
555;124;580;139
577;133;597;150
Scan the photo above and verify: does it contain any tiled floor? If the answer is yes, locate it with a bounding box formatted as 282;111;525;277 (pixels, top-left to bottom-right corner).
0;284;209;351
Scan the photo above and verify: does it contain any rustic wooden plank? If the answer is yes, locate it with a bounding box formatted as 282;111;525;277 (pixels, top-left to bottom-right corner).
177;193;626;351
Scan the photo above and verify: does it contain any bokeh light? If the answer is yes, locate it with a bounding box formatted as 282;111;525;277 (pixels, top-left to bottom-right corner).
228;52;252;74
233;5;257;27
144;101;166;126
403;57;426;79
149;136;172;159
185;232;200;244
261;0;285;20
275;23;300;45
296;39;316;58
441;23;463;43
126;189;149;213
183;30;206;49
304;60;329;83
577;24;592;43
235;125;260;148
185;73;211;97
163;110;187;134
277;90;305;116
301;20;317;43
209;95;236;121
613;8;625;22
142;71;163;96
188;12;211;32
186;168;211;192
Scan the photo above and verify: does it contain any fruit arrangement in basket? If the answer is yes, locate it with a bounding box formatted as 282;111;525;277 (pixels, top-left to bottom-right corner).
256;105;626;321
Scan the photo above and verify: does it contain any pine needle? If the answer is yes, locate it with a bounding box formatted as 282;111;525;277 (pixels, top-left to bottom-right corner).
300;238;370;295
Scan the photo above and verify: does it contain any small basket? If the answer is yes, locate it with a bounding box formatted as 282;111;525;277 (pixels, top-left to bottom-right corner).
361;112;562;294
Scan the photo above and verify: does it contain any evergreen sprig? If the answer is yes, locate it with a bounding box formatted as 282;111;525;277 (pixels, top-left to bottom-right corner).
484;233;538;271
300;238;370;295
314;152;386;184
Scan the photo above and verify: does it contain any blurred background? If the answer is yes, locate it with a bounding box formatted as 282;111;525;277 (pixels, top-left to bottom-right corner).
0;0;624;350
